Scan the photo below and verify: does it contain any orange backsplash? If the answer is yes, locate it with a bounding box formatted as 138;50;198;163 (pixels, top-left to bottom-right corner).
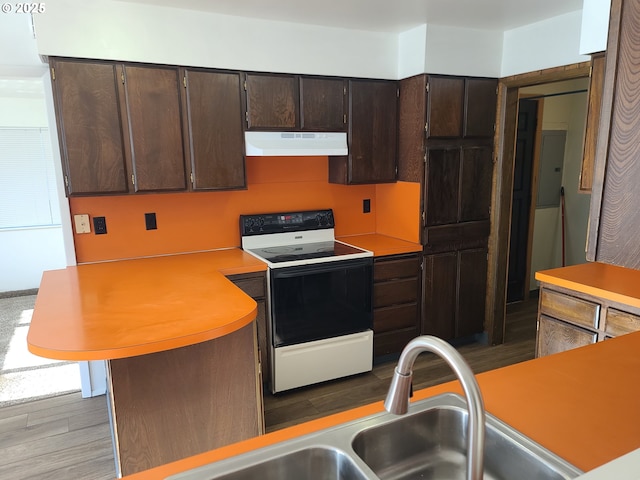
375;181;421;244
70;157;421;263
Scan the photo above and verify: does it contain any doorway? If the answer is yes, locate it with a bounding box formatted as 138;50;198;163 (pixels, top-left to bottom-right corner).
506;79;591;306
486;62;592;345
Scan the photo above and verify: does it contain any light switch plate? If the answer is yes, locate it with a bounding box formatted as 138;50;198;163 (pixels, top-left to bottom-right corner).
74;214;91;234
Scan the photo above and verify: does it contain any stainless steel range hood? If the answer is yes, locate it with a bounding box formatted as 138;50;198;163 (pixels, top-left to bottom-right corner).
244;131;348;156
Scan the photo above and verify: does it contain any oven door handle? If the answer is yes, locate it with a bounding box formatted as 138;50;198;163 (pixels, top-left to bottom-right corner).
270;258;372;279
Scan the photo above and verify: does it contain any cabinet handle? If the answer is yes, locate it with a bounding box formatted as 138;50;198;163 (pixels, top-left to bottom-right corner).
131;174;135;186
51;67;55;81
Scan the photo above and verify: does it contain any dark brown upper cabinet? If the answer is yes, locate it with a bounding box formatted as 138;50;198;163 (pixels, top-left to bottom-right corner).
464;77;498;138
122;65;187;192
299;76;347;131
50;58;129;196
426;75;497;139
244;73;298;130
329;79;398;184
243;73;346;132
587;0;640;269
427;76;465;138
50;59;188;196
182;69;246;191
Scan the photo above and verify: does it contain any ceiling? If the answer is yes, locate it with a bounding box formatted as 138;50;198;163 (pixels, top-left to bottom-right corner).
120;0;584;33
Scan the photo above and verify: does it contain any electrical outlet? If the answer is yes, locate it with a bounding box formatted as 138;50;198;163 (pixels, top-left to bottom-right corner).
363;199;371;214
73;214;91;234
93;216;107;235
145;212;157;230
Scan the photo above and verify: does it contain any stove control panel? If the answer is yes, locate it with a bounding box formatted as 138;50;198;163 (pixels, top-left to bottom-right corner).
240;209;335;235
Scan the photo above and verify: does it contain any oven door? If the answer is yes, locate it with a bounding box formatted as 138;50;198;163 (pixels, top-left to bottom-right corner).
269;257;373;348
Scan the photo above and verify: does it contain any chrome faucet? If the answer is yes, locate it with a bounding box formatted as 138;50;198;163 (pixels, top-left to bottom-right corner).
384;336;486;480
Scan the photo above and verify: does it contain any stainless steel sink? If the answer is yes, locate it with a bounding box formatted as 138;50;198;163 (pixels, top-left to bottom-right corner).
167;393;582;480
352;395;580;480
174;446;368;480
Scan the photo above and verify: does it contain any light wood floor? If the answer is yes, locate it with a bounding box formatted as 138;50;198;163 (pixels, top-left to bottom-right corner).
0;297;538;479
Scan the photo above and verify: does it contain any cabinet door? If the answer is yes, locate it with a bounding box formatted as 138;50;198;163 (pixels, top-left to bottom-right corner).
422;252;457;339
464;78;498;138
423;249;487;340
460;146;493;222
50;59;129;195
457;248;487;337
245;73;298;130
122;65;187;192
347;79;398;183
300;77;346;131
425;148;460;226
183;69;246;190
426;76;464;138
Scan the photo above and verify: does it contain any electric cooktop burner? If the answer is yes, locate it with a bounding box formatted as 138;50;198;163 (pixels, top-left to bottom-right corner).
248;241;365;263
240;209;373;267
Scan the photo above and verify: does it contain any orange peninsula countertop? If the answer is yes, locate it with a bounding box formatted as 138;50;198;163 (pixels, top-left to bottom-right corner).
123;330;640;479
27;249;267;361
337;233;422;257
536;262;640;310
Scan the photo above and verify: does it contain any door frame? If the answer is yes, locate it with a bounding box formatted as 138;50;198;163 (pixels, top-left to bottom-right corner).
486;61;590;345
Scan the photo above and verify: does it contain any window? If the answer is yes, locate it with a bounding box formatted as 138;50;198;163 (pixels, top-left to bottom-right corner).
0;128;61;229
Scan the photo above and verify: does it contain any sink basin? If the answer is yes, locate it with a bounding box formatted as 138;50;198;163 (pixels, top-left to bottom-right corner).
170;446;369;480
167;393;582;480
184;447;368;480
352;399;578;480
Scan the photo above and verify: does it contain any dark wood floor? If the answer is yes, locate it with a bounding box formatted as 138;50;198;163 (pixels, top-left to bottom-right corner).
0;297;538;479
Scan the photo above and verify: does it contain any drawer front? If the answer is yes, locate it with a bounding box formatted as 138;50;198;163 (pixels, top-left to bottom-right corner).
374;327;419;357
536;315;597;358
374;303;419;333
605;308;640;336
374;277;419;308
374;256;420;281
539;288;600;329
229;275;266;299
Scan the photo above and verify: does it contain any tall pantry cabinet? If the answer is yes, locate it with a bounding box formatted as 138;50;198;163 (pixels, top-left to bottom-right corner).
399;74;497;340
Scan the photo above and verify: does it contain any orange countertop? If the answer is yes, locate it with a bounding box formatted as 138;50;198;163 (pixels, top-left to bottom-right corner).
337;233;422;257
536;262;640;309
123;331;640;479
27;249;267;361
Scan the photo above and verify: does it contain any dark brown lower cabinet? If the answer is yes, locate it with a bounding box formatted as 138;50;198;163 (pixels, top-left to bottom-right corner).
227;271;269;385
373;254;421;356
422;248;487;340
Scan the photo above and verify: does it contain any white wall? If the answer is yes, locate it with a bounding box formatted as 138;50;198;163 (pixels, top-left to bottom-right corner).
424;24;503;77
397;24;428;79
0;90;67;293
34;1;592;81
34;0;398;79
502;10;589;77
580;0;611;54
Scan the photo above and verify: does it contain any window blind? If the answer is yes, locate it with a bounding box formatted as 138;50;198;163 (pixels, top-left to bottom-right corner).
0;128;61;229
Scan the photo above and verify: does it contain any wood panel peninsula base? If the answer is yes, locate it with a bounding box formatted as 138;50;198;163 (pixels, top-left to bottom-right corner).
535;262;640;357
26;250;268;477
108;322;262;476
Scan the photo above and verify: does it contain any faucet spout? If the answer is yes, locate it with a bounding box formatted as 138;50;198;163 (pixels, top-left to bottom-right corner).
384;336;485;480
